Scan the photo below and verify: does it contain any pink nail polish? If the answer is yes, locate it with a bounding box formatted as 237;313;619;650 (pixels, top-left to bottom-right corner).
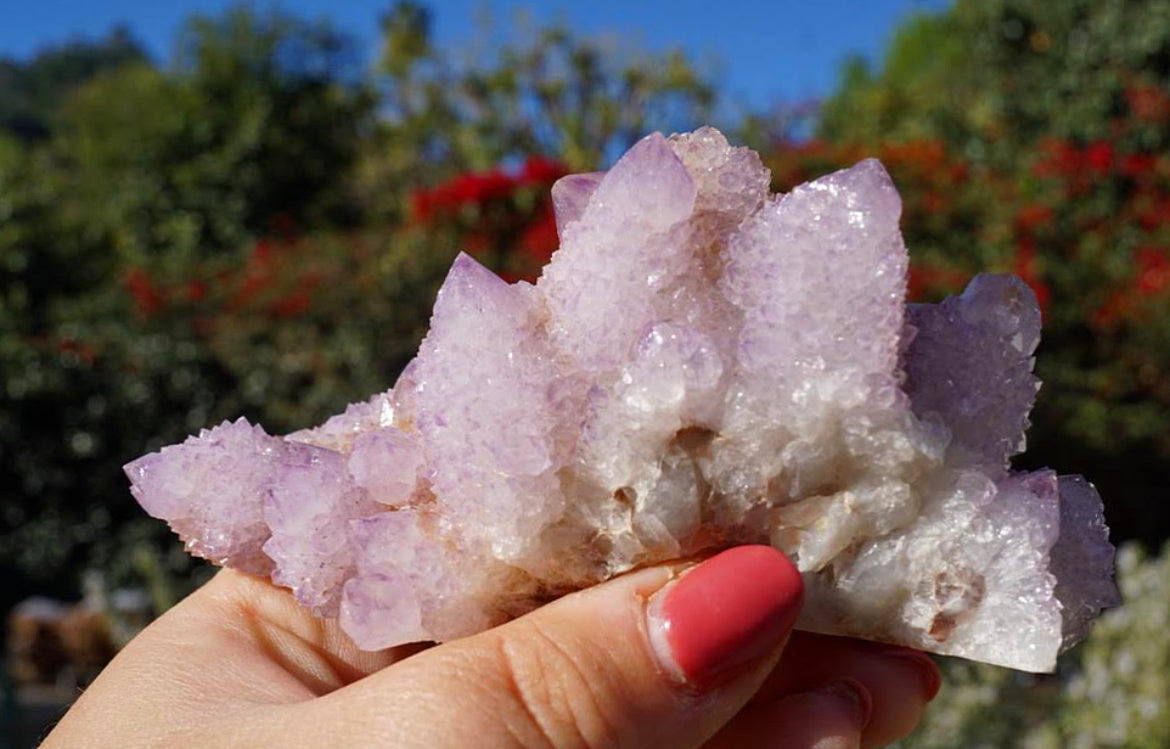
648;545;804;686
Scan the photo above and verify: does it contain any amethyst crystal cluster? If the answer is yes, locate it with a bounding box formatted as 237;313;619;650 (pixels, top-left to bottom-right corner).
126;128;1119;672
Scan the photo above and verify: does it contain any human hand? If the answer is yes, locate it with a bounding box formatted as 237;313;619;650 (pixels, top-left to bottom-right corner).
43;546;938;748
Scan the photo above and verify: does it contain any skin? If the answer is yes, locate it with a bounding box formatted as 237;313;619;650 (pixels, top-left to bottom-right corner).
43;563;937;749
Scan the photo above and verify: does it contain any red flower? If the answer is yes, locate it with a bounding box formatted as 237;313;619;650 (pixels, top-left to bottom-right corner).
1135;248;1170;296
270;272;324;317
412;170;520;219
411;156;569;225
880;140;946;171
449;170;515;205
906;262;967;302
1033;139;1081;177
1127;85;1170;123
1016;204;1054;232
271;291;311;318
1092;291;1130;329
1135;194;1170;231
232;276;266;307
251;239;274;267
906;265;929;301
227;238;281;308
1085;141;1114;173
410;190;433;222
519;208;560;266
462;232;491;258
1091;250;1170;328
520;155;568;185
123;268;164;317
1014;240;1052;311
185;281;207;302
1120;152;1156;180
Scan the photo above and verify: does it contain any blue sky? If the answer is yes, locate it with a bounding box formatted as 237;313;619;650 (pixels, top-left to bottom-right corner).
0;0;950;109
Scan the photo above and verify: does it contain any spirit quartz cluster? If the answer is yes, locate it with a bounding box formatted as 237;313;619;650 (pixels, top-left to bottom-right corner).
126;128;1119;672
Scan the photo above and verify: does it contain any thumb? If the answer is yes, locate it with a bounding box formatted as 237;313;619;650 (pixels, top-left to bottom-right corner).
299;545;803;749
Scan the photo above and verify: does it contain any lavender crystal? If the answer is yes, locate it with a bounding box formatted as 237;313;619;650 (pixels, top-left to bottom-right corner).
125;127;1119;671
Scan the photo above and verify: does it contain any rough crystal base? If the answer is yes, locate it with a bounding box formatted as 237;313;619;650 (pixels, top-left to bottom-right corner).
126;128;1119;672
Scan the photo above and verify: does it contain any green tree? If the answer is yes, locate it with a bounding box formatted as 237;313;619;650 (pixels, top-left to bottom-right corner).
820;0;1170;162
0;3;722;609
0;6;376;609
0;27;146;142
809;0;1170;545
173;6;375;233
52;6;374;265
358;2;716;220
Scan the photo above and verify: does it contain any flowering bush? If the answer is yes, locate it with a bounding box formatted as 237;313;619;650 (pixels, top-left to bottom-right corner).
765;73;1170;549
804;0;1170;546
101;152;567;437
767;138;980;302
0;3;718;609
408;155;567;282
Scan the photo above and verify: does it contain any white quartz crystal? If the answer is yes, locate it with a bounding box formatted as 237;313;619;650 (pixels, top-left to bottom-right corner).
126;127;1119;672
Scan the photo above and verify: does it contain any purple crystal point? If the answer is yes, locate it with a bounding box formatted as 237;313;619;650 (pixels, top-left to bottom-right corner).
262;442;374;614
539;133;698;374
126;128;1117;672
1052;476;1123;650
723;157;906;387
125;418;279;576
347;427;423;504
551;171;605;238
413;253;563;561
340;509;489;650
905;274;1041;474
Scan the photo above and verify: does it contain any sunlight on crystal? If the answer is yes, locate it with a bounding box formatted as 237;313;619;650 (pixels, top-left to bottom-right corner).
125;127;1118;671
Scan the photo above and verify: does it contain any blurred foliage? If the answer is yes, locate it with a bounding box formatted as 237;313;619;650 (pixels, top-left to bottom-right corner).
895;541;1170;749
0;27;146;142
57;7;373;260
2;1;1169;745
791;0;1170;545
0;2;716;607
358;2;714;220
820;0;1170;158
1;6;376;609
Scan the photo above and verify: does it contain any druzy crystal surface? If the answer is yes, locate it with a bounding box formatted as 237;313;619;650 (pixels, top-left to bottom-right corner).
126;128;1119;672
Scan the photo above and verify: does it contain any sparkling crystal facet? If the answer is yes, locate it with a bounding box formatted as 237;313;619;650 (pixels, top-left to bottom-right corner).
127;128;1118;672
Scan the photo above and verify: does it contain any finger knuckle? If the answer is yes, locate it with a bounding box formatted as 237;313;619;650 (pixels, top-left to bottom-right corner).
492;620;625;749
